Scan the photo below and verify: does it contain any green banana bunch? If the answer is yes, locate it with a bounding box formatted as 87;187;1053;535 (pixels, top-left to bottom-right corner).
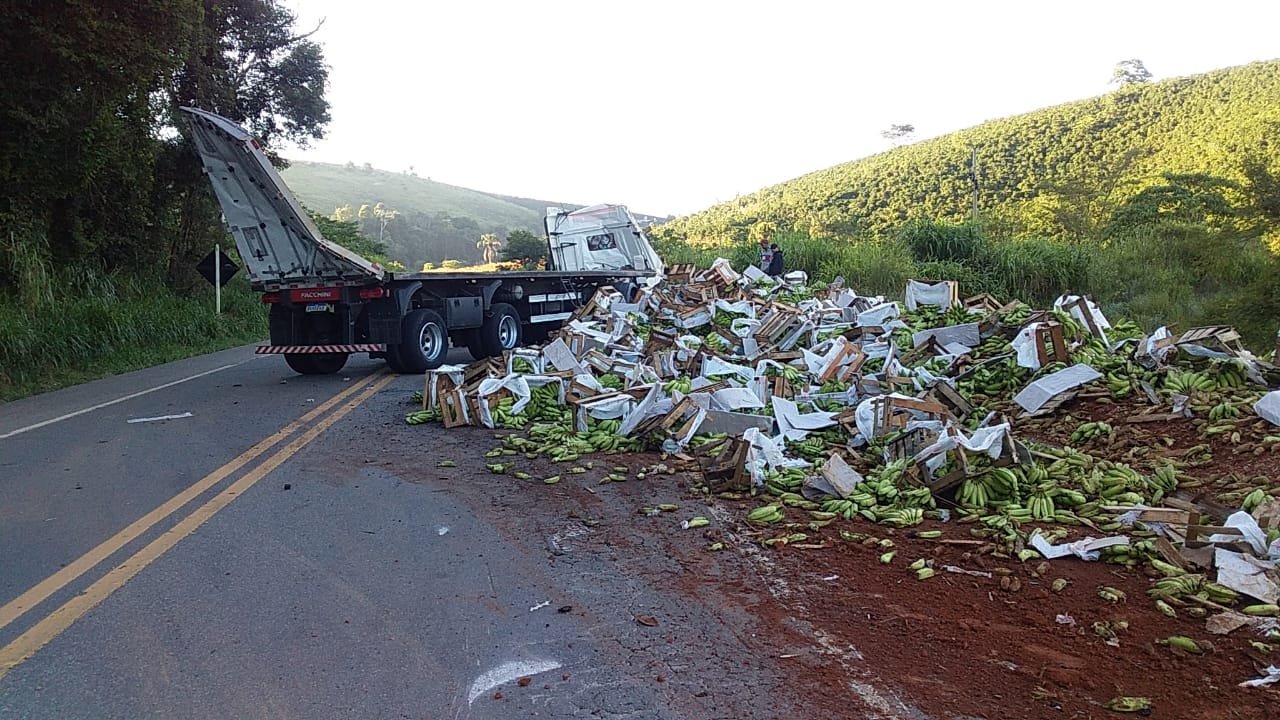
1209;359;1249;390
662;377;694;394
1105;370;1133;398
712;308;745;327
1157;636;1203;654
820;499;858;520
1097;586;1127;603
1028;486;1058;521
1208;400;1241;421
1163;369;1215;395
747;504;785;524
957;477;992;509
763;467;808;494
598;373;624;390
702;333;730;353
404;409;439;425
878;507;925;528
1243;488;1269;511
1104;697;1152;713
1243;604;1280;616
1069;420;1113;445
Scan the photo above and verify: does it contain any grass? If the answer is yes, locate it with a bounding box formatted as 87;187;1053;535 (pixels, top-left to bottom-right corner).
655;228;1280;350
0;271;268;401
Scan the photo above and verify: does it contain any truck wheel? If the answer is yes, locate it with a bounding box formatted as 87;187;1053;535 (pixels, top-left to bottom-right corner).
285;353;348;375
463;331;490;360
384;346;408;373
479;303;522;358
397;308;449;373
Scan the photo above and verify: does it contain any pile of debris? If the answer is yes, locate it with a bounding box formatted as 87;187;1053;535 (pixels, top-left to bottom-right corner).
405;259;1280;660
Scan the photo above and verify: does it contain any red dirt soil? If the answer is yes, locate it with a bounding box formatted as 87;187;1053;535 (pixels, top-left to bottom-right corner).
421;403;1280;719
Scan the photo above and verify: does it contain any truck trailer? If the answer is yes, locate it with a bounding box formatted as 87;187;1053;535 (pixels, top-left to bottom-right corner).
182;107;662;375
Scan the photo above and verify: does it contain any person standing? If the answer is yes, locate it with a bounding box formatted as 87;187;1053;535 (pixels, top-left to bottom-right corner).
766;243;785;277
758;237;773;272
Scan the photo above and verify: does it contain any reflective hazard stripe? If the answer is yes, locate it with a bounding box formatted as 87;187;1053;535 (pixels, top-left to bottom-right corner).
527;292;579;303
256;344;384;354
528;312;573;324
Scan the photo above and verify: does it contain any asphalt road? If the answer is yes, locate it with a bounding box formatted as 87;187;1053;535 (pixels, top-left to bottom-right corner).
0;346;801;720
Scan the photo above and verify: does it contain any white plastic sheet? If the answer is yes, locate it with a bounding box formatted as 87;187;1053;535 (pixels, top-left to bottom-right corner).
701;356;755;382
475;374;532;428
1030;532;1131;561
1213;548;1279;604
1054;294;1111;335
857;302;899;327
772;396;837;441
1013;364;1103;413
852;393;917;439
1210;511;1270;555
575;394;637;433
904;280;956;311
713;299;756;318
618;383;672;436
709;387;766;411
1011;322;1045;369
912;323;980;349
1240;666;1280;688
742;427;809;487
1255;390;1280;426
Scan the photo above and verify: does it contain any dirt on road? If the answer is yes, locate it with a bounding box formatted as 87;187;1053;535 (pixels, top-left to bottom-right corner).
373;390;1280;720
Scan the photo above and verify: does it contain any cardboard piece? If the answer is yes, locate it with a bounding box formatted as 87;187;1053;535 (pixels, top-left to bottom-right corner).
1030;532;1131;561
1013;364;1103;414
819;453;865;499
700;410;774;436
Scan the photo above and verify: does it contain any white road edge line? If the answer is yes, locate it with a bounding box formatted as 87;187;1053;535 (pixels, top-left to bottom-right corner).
0;360;253;440
467;659;562;705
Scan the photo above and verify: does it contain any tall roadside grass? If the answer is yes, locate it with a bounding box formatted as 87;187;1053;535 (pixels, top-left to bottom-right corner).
655;232;916;297
0;268;267;401
655;223;1280;351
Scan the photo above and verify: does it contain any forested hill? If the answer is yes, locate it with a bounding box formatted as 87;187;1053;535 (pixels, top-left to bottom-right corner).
282;161;546;230
657;60;1280;244
281;161;547;267
282;161;672;267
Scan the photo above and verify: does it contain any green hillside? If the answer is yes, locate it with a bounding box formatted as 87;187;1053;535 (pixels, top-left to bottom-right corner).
652;60;1280;346
281;160;554;267
658;60;1280;244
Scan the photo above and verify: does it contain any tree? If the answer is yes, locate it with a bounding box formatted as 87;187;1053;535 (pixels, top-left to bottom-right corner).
166;0;330;150
500;229;548;268
332;204;355;222
1111;59;1152;86
881;124;916;146
371;202;399;243
476;233;502;264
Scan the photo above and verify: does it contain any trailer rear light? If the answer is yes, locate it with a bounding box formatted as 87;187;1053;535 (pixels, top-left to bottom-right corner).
261;292;282;304
357;287;387;300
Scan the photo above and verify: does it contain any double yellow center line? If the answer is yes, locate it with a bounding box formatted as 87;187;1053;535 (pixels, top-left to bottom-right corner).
0;370;396;679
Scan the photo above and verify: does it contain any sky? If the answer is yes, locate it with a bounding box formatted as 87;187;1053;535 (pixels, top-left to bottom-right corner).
283;0;1280;217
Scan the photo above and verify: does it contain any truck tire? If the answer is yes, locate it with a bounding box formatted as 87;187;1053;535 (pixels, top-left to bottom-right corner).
479;303;522;358
384;345;408;373
462;331;490;360
397;308;449;372
285;352;349;375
